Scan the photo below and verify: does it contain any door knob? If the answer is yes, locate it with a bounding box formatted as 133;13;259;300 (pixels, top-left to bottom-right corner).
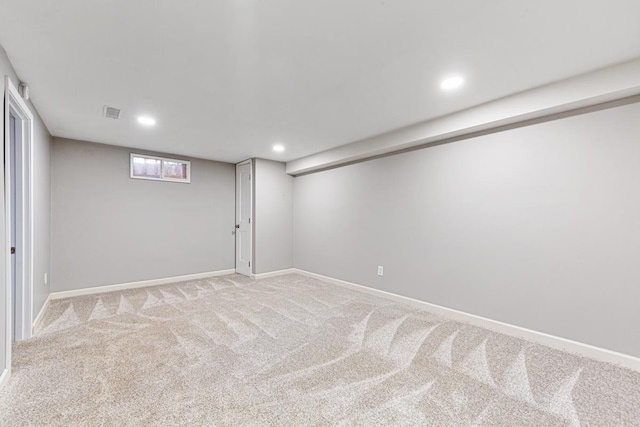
235;224;240;229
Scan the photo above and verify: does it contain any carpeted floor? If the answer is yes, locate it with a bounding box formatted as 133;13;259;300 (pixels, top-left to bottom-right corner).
0;273;639;426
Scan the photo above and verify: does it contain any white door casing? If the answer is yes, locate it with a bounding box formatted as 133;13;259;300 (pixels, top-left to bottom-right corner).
235;160;252;276
4;77;33;342
2;76;34;389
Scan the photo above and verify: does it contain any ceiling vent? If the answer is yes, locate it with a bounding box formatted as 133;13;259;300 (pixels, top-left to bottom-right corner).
102;105;121;119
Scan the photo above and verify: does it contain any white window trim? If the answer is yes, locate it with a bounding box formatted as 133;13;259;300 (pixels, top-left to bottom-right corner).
130;153;191;183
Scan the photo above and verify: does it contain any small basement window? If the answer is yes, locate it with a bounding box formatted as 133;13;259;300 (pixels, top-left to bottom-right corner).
130;153;191;183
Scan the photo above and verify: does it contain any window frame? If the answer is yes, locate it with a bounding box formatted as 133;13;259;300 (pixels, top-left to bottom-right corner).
130;153;191;183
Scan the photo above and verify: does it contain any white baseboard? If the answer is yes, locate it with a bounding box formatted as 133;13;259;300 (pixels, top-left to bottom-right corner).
287;269;640;372
0;368;9;391
50;269;236;300
32;293;52;334
41;266;640;371
251;268;297;280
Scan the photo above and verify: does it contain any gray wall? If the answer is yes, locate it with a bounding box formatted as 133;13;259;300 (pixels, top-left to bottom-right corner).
31;88;52;322
1;45;52;373
293;100;640;357
51;138;235;291
253;159;293;274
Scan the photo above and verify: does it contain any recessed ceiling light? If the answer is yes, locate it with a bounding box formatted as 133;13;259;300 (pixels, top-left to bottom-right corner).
137;116;156;126
273;144;285;152
440;75;465;91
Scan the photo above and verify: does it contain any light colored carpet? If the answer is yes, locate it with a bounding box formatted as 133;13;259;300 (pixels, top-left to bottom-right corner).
0;273;639;426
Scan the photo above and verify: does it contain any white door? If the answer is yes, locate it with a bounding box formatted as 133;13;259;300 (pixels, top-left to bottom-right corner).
9;114;17;341
235;160;252;276
4;77;33;344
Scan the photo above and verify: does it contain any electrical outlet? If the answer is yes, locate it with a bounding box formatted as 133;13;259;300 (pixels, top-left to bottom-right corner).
377;266;384;276
44;273;48;285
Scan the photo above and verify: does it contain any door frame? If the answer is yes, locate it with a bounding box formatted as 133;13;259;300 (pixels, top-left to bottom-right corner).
235;159;253;276
4;76;34;356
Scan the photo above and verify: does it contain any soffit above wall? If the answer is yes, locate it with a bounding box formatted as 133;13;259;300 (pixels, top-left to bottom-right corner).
286;59;640;175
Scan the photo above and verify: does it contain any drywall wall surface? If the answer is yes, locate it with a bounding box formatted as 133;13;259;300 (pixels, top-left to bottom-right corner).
254;159;293;274
51;138;235;291
0;44;11;375
31;92;52;322
293;101;640;357
0;44;52;370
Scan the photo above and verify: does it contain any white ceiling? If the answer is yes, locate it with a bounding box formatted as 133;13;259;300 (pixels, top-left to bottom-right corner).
0;0;639;163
